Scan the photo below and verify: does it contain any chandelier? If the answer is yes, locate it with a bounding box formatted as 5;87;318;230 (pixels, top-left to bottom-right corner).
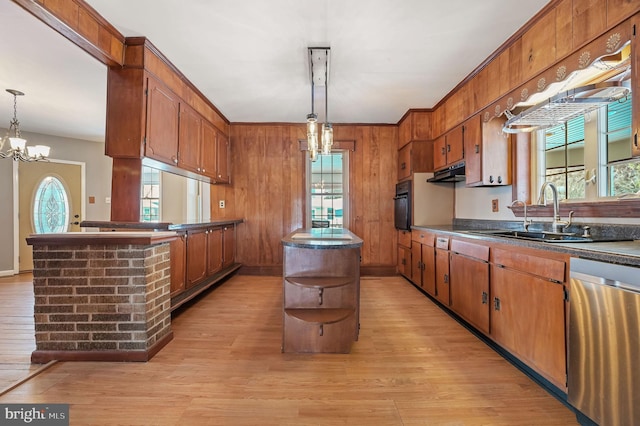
306;47;333;161
0;89;50;162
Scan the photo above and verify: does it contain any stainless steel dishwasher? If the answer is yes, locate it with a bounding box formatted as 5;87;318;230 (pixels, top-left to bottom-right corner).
569;258;640;426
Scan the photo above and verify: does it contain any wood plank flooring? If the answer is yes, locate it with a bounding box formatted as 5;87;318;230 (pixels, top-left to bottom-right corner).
0;275;578;425
0;273;40;392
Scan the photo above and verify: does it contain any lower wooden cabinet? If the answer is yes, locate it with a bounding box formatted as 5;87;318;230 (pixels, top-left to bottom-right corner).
207;227;223;276
170;232;187;296
397;230;411;278
222;225;235;268
186;228;208;288
407;231;569;392
409;229;436;296
434;236;450;306
449;239;490;334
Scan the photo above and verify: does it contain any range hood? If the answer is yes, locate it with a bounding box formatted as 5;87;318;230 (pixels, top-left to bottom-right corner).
427;162;465;183
503;81;631;133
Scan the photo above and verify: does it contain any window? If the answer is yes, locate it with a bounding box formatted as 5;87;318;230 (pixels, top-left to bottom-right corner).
542;115;585;201
33;176;70;234
141;166;161;222
537;95;640;200
604;96;640;196
307;151;348;228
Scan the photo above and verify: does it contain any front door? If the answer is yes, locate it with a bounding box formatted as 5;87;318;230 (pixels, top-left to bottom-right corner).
18;161;83;272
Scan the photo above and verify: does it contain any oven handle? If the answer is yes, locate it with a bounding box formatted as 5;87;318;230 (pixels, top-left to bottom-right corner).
394;194;408;200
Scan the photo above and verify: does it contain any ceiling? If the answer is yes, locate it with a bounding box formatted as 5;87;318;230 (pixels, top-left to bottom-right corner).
0;0;551;143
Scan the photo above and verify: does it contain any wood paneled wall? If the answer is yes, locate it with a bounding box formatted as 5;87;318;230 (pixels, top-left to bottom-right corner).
212;124;397;275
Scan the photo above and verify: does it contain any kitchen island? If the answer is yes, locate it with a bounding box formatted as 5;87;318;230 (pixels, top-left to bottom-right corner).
281;228;363;353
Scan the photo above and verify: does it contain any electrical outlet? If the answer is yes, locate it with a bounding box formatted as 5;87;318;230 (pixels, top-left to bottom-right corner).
105;197;111;204
491;199;499;212
219;200;225;208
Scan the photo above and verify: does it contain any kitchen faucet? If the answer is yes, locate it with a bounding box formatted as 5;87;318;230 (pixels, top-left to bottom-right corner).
510;200;531;231
536;182;574;232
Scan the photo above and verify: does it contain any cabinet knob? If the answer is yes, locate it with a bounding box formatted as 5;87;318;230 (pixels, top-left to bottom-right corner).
475;144;479;154
173;158;178;164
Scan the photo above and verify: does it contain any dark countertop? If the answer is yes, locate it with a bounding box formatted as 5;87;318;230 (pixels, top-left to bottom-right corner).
81;219;243;231
27;231;177;246
282;228;364;249
412;224;640;268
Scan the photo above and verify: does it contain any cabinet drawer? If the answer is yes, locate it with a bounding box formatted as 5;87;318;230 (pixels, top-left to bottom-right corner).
412;229;435;246
398;230;412;248
491;247;566;283
435;236;450;250
283;279;356;309
283;310;357;353
450;239;489;262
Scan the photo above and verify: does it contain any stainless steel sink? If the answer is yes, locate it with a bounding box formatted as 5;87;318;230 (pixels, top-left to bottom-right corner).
467;229;632;243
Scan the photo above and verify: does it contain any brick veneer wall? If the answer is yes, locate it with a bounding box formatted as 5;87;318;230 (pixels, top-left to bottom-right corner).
31;242;172;362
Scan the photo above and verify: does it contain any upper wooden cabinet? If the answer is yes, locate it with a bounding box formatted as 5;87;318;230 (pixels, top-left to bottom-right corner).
433;125;464;171
178;103;203;173
464;114;512;187
398;110;432;149
397;140;433;181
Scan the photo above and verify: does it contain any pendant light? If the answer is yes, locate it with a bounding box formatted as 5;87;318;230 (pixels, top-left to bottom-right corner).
307;47;332;160
0;89;50;162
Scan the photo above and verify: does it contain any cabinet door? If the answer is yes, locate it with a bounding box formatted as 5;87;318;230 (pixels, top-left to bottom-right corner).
207;227;223;275
186;229;208;288
177;103;202;173
481;116;511;186
397;245;411;278
216;131;230;183
421;245;436;297
463;114;483;185
145;77;179;165
449;253;489;334
446;125;464;166
410;242;422;285
491;266;567;389
222;225;235;268
397;143;411;180
170;232;187;296
434;247;450;305
201;120;218;179
433;135;447;170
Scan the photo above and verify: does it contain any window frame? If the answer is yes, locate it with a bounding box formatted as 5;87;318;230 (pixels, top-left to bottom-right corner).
305;150;349;229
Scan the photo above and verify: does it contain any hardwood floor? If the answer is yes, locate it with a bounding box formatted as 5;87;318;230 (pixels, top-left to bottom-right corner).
0;275;578;425
0;273;42;393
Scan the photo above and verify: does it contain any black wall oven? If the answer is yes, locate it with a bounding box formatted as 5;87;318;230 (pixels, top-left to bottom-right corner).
394;181;411;230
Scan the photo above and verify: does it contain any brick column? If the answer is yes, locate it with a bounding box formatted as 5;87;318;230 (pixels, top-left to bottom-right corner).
27;232;176;362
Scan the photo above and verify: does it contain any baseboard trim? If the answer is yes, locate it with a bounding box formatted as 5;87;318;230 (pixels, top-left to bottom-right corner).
30;331;174;363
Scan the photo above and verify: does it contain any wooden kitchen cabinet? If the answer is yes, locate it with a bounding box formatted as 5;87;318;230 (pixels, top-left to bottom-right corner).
145;76;180;166
449;238;490;334
186;228;208;288
222;224;235;268
434;236;450;306
410;229;435;296
216;131;231;183
490;246;568;390
177;103;203;173
201;119;218;179
397;141;433;181
397;230;411;278
398;110;431;149
170;231;187;296
464;114;512;187
433;125;464;171
206;227;223;275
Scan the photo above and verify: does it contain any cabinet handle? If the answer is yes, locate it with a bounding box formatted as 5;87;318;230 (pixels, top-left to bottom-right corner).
401;162;406;170
319;324;324;337
447;144;451;152
475;144;479;154
417;260;422;270
635;133;638;148
173;158;178;164
421;262;426;271
493;297;501;311
441;147;446;155
444;274;449;284
497;176;502;184
489;175;494;183
318;288;324;306
401;258;406;265
481;291;488;304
